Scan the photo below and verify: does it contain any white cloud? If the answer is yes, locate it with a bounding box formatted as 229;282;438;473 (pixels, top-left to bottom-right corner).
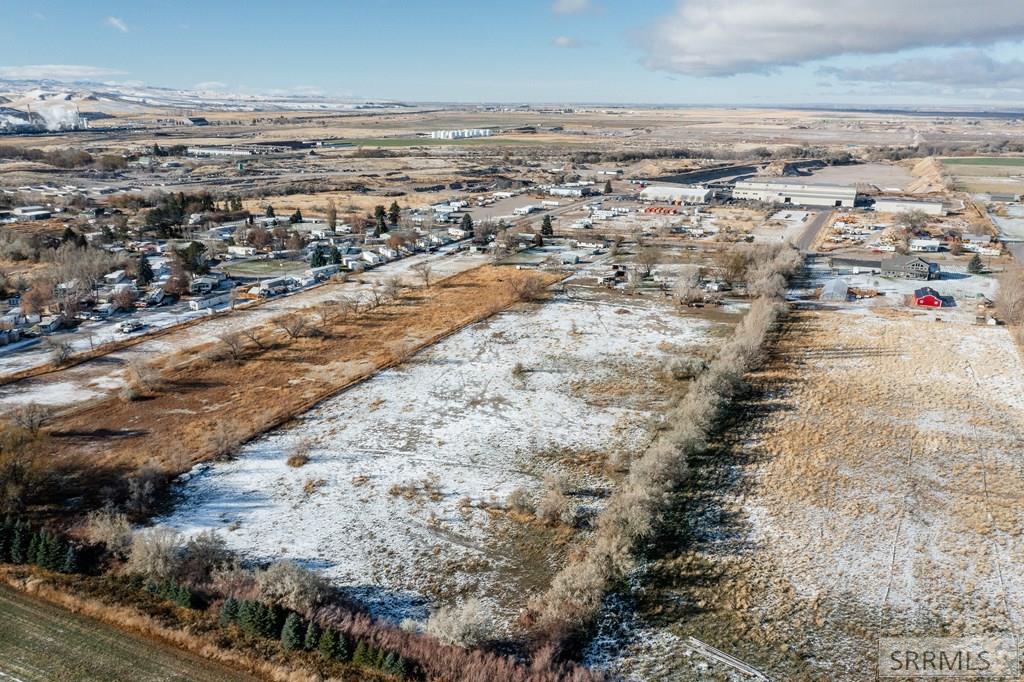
822;50;1024;88
641;0;1024;76
0;64;127;80
552;36;585;49
105;16;129;33
552;0;594;14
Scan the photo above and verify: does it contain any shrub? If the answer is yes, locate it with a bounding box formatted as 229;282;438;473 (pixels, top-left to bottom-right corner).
425;597;491;648
125;526;183;580
256;560;328;613
505;487;534;514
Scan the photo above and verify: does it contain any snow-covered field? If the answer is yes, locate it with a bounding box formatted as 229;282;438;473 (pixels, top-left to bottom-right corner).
160;292;726;623
586;303;1024;680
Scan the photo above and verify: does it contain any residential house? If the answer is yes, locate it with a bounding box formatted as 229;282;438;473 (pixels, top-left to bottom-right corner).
881;256;939;281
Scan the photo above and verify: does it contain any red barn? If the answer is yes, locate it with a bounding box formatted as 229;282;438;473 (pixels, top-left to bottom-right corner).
914;287;943;308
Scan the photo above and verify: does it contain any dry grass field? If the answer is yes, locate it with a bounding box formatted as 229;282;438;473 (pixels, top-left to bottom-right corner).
39;266;561;503
590;306;1024;680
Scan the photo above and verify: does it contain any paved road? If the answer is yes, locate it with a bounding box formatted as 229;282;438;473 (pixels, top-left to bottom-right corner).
795;210;834;252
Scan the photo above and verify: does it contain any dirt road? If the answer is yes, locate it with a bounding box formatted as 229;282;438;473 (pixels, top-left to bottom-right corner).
794;210;831;251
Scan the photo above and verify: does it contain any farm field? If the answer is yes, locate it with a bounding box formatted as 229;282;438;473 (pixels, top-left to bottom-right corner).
942;157;1024;195
587;303;1024;681
161;288;737;625
0;584;256;682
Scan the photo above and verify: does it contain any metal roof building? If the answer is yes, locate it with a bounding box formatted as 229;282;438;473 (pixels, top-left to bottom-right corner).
734;181;857;208
638;185;712;204
873;198;945;216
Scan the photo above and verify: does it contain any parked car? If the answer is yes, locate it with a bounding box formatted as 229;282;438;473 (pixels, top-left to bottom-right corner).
117;320;144;334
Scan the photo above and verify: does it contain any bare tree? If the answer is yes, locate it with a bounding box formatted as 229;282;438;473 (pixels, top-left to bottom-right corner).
46;338;74;365
240;326;266;350
314;300;340;327
217;331;246;364
272;313;308;339
426;598;492;648
635;246;660;278
382;275;403;302
507;274;549;302
338;294;361;321
412;261;433;288
12;402;50;437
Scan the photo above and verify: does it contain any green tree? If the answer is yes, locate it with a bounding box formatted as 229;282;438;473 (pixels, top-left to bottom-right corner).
303;620;321;651
9;522;28;564
968;253;983;274
604;179;613;194
220;597;240;625
44;532;66;571
136;255;154;286
26;530;40;566
318;627;343;660
388;201;401;226
384;652;406;678
266;205;276;218
328;245;341;265
281;612;305;651
461;213;474;234
540;215;553;237
290;208;303;224
352;640;370;667
60;544;79;574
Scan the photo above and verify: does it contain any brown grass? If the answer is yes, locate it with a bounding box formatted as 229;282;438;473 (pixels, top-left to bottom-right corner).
38;266;561;507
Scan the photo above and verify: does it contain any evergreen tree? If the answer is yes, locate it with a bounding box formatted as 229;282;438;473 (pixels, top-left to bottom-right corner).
383;652;405;678
220;597;240;625
303;620;321;651
373;205;386;226
353;640;370;667
9;523;27;564
461;213;474;233
336;632;350;661
60;545;79;574
318;627;340;660
237;600;258;632
45;533;66;571
310;249;325;268
137;255;154;286
0;517;12;562
604;179;613;194
372;646;387;669
328;245;341;265
26;531;41;567
541;214;553;236
388;201;401;226
281;612;305;651
266;205;276;218
290;208;303;224
968;253;983;274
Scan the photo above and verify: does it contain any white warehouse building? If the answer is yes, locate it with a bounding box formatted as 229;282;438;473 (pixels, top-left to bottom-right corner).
429;128;493;140
638;186;712;204
872;198;945;216
734;181;857;208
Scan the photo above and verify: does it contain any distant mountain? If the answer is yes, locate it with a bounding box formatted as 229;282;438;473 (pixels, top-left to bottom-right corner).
0;78;409;115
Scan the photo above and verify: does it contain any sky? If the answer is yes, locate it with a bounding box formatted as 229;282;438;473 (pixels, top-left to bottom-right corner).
4;0;1024;107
